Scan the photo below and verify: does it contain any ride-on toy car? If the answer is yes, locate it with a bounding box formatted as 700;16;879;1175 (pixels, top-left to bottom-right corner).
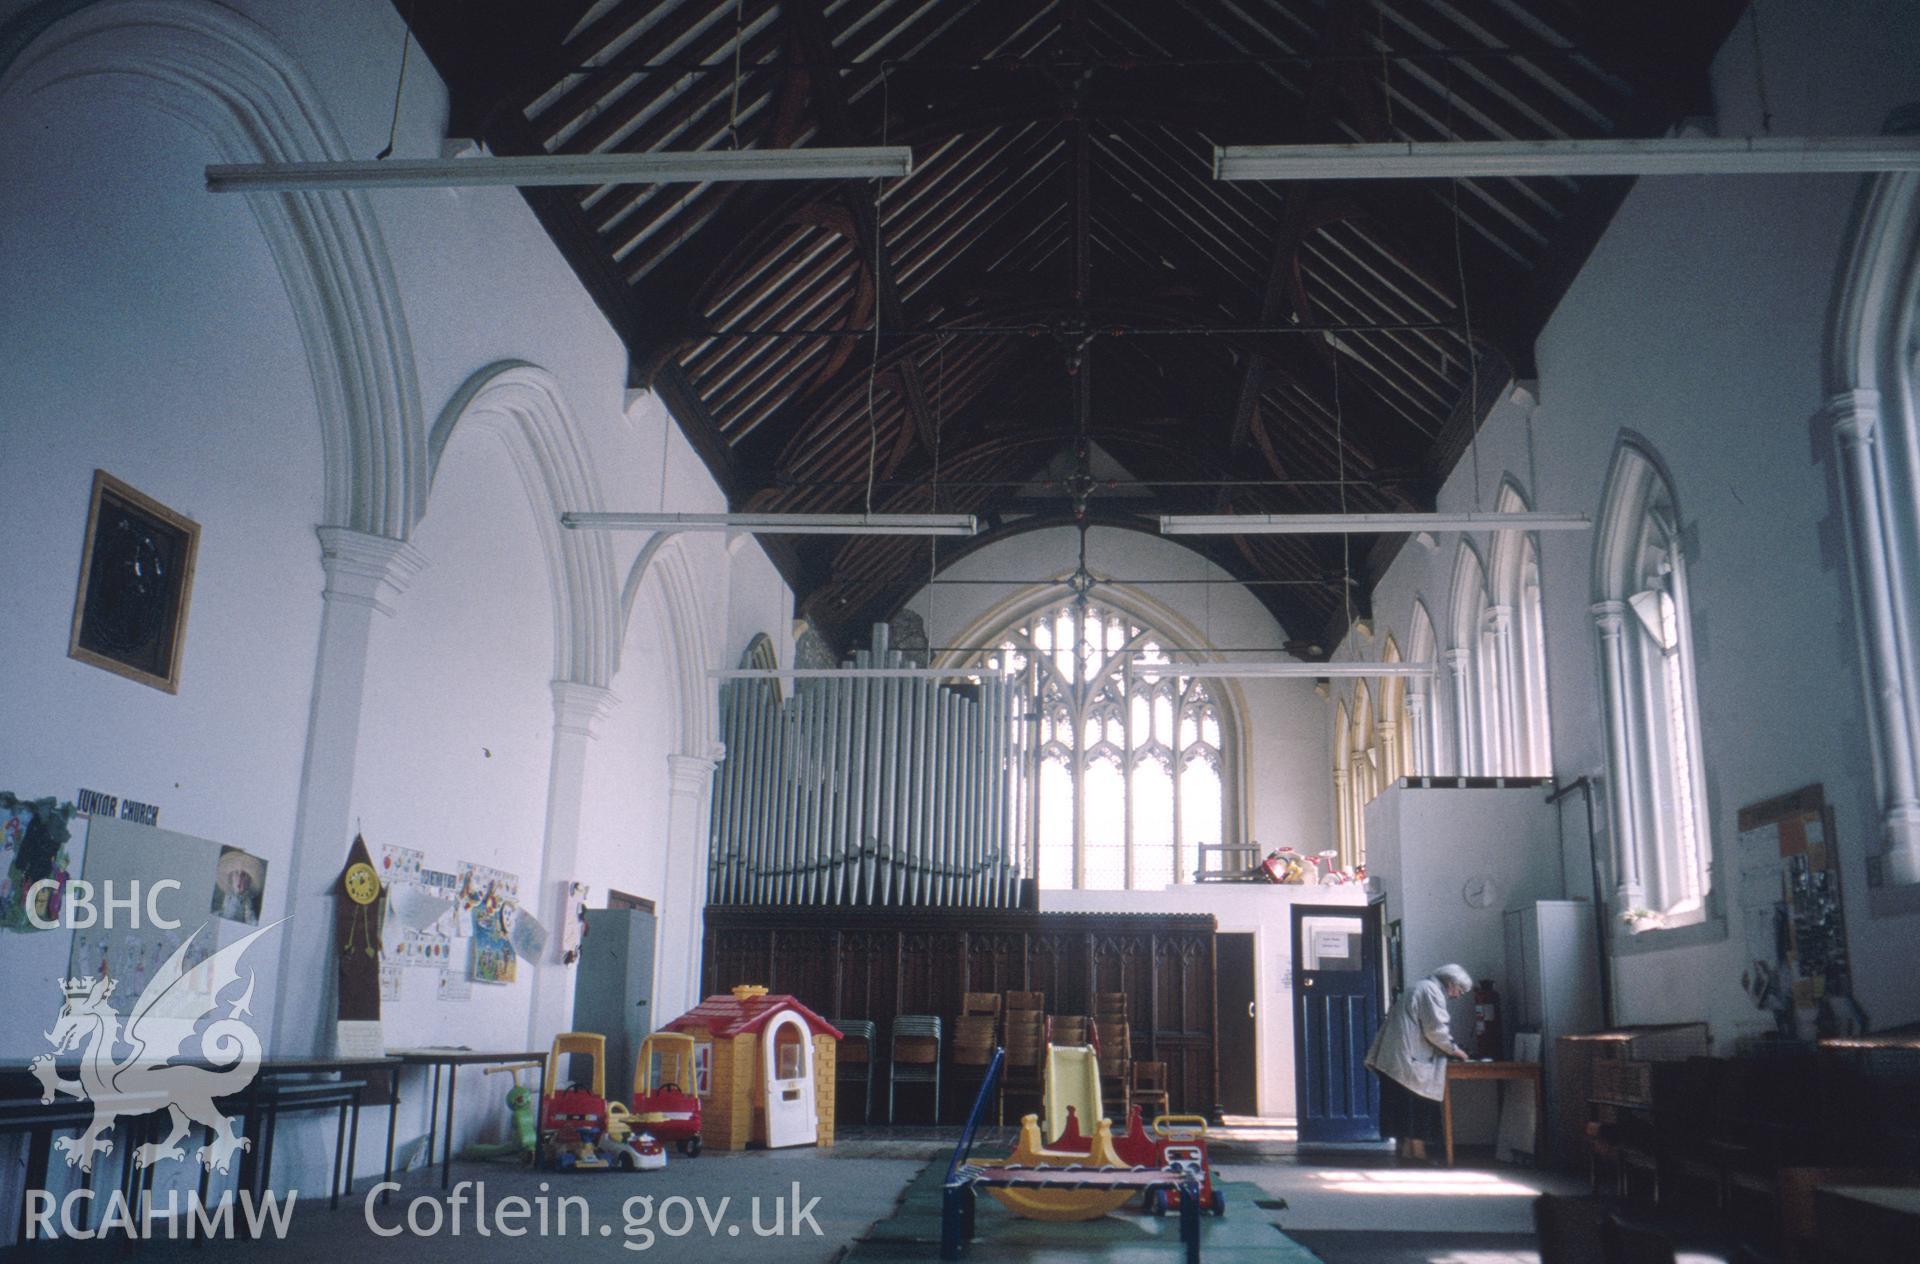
541;1031;661;1170
631;1031;704;1157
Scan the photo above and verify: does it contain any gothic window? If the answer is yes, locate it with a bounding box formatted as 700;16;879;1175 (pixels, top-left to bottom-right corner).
1593;441;1711;929
967;598;1234;890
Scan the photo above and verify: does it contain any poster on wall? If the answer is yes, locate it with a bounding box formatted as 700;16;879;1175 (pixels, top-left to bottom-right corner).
209;846;267;925
437;968;472;1003
470;906;517;985
455;861;519;924
2;793;85;932
560;881;589;964
378;845;458;969
1735;784;1863;1038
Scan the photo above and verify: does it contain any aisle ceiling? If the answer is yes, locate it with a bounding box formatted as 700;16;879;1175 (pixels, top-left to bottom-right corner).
404;0;1746;654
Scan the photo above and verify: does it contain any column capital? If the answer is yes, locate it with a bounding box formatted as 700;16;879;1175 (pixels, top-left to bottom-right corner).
1485;604;1514;631
316;526;427;617
551;680;616;737
1590;599;1629;631
1405;691;1426;717
667;750;722;795
1823;389;1882;447
1442;646;1470;676
1882;805;1920;886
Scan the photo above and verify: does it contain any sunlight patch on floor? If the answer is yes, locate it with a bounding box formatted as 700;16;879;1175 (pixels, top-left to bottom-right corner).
1312;1169;1541;1197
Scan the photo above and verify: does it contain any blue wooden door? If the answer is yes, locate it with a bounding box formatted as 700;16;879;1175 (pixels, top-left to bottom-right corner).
1291;902;1383;1142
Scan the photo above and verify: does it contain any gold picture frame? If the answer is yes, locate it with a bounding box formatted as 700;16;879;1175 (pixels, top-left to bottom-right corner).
68;470;200;693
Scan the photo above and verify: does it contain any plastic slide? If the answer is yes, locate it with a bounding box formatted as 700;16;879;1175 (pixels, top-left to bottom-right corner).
1043;1044;1104;1145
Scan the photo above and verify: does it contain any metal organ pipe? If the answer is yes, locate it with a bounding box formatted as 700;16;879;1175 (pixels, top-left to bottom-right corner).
706;623;1021;908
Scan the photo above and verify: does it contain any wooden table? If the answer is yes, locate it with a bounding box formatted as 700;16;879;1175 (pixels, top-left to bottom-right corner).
1442;1060;1542;1167
386;1049;545;1189
1816;1184;1920;1263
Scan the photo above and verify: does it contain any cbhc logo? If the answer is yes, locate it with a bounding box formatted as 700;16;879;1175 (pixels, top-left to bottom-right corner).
26;880;183;930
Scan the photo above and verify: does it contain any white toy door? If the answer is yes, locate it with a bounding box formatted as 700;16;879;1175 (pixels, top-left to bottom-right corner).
763;1012;816;1148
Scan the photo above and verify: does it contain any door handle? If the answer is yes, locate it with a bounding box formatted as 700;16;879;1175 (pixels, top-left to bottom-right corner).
1247;1001;1256;1019
1303;978;1315;988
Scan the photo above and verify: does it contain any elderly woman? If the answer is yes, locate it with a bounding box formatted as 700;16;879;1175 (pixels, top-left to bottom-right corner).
1365;963;1473;1161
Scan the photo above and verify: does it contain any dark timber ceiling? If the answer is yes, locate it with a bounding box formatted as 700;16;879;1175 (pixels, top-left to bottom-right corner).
405;0;1745;655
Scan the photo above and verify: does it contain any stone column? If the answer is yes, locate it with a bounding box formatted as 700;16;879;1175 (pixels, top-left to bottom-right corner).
1484;604;1517;775
1444;648;1474;777
272;527;426;1057
1591;601;1646;912
1331;767;1352;869
525;680;616;1046
1830;391;1920;883
1405;690;1429;776
1377;720;1401;788
656;751;722;1018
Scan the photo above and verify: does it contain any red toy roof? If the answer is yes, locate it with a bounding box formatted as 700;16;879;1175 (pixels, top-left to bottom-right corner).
662;991;843;1041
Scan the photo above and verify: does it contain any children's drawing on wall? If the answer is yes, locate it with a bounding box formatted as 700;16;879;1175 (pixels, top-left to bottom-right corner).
1;793;83;932
471;903;517;984
378;843;459;969
210;846;267;925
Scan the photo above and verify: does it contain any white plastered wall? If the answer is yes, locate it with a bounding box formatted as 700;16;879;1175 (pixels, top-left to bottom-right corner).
1331;0;1920;1047
0;0;794;1206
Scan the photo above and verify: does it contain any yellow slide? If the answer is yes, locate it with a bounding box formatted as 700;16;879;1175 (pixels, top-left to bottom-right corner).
1043;1044;1103;1145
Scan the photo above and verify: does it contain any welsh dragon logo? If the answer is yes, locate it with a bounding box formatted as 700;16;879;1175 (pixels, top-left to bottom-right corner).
30;920;281;1174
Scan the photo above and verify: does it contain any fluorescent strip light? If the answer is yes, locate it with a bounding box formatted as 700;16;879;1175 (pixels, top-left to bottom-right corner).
1214;137;1920;182
1159;512;1590;535
207;146;915;193
1129;662;1434;678
562;511;978;537
711;668;1013;681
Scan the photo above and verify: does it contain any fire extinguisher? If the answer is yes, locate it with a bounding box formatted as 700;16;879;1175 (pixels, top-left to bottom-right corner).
1472;980;1503;1060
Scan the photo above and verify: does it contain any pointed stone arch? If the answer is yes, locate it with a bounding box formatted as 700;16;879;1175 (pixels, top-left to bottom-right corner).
1825;147;1920;884
0;0;424;538
430;361;619;689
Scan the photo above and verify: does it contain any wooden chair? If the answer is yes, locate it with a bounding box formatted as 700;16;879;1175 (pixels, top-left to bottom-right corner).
889;1016;942;1124
1132;1061;1171;1119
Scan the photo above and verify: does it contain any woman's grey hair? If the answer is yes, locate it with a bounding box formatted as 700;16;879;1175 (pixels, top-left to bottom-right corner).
1434;964;1474;991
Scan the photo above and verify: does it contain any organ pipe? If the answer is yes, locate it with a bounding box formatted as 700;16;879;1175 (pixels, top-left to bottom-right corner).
706;623;1022;907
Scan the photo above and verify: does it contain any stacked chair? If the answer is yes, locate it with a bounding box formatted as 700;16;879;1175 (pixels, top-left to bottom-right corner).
831;1018;876;1125
889;1015;942;1124
1048;1013;1093;1048
1095;992;1132;1115
949;993;1000;1121
1001;991;1046;1123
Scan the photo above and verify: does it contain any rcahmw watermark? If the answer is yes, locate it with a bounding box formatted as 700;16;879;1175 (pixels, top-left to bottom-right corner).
25;1188;295;1240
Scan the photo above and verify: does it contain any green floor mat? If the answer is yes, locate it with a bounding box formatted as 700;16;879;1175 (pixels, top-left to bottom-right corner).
846;1163;1321;1263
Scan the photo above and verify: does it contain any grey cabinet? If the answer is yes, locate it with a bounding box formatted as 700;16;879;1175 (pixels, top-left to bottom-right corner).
1503;900;1603;1165
570;907;656;1097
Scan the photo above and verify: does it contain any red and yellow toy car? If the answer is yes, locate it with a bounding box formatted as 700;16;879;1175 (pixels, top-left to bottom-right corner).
631;1032;704;1157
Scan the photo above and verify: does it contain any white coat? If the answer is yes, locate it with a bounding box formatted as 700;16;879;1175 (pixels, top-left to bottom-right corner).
1365;975;1464;1101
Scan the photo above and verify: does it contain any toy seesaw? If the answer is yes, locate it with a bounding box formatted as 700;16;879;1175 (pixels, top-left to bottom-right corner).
940;1049;1204;1263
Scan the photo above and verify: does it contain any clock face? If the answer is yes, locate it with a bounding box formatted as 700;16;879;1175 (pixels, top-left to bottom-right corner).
344;861;381;905
1462;874;1499;909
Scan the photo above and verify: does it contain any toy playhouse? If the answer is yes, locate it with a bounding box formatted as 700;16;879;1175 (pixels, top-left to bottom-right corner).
660;985;841;1151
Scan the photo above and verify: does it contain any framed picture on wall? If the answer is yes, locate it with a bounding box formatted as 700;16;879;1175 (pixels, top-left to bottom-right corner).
67;470;200;693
